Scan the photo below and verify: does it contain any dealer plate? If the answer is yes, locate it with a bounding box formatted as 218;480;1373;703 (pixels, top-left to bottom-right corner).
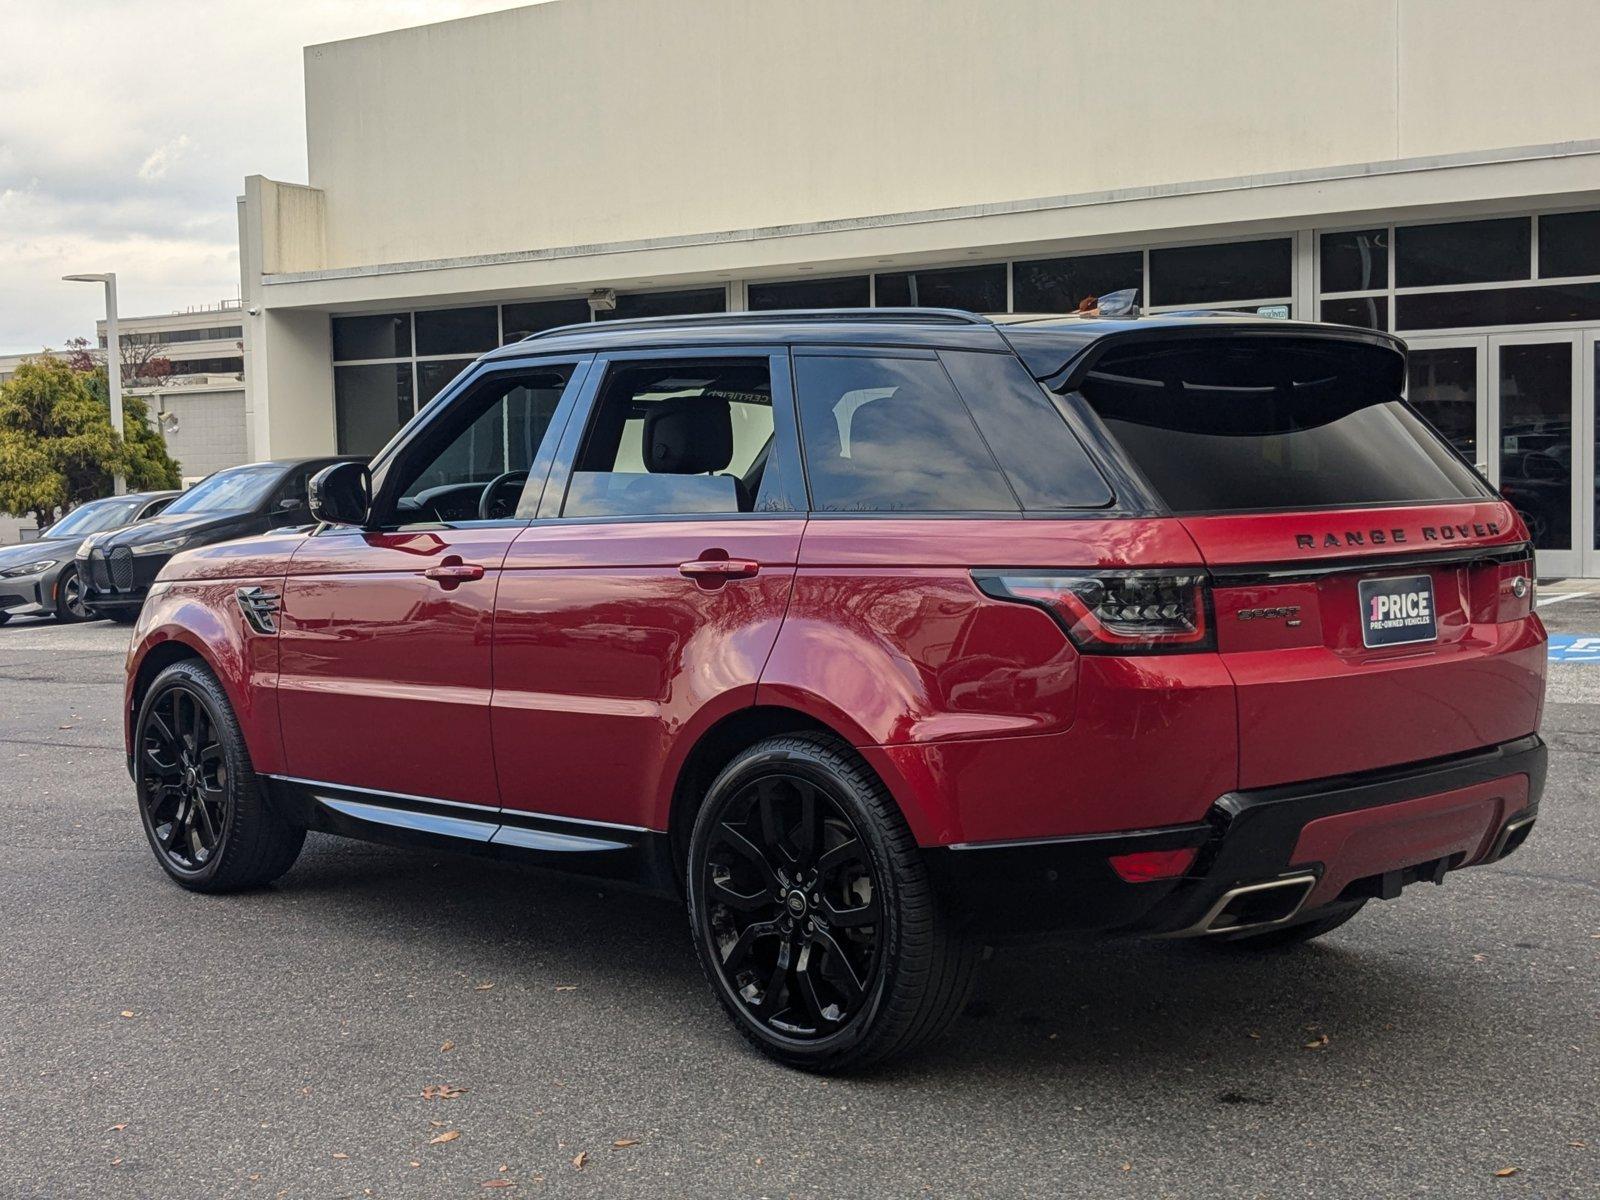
1359;574;1437;648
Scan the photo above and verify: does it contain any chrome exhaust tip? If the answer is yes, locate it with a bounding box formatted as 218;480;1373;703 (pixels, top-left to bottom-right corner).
1174;872;1318;937
1488;813;1536;862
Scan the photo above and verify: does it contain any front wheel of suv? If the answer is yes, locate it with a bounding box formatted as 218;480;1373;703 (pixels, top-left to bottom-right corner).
686;734;978;1072
133;659;305;892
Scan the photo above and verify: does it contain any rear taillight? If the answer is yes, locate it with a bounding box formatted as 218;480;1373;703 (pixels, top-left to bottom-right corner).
1493;557;1535;622
974;570;1214;654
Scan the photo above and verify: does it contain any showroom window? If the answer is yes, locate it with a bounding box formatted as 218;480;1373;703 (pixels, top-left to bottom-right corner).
874;264;1007;312
1318;209;1600;333
1148;238;1292;307
749;275;871;310
330;287;728;455
1013;251;1142;313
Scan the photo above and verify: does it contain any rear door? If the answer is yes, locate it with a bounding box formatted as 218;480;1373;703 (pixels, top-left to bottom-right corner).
490;347;807;831
1072;332;1546;788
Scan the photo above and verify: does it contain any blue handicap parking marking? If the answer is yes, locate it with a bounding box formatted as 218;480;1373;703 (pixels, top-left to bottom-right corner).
1547;634;1600;663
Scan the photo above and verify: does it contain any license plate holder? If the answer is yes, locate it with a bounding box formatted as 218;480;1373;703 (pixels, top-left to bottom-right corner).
1359;574;1438;648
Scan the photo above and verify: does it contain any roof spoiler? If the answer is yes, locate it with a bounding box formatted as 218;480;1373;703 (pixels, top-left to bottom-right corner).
1009;323;1408;393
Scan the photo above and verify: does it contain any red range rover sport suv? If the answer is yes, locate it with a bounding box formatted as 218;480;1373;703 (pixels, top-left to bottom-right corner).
124;309;1547;1071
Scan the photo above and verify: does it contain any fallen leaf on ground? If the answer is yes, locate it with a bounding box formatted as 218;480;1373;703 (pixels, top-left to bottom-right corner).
331;1153;349;1160
1494;1167;1519;1177
612;1139;638;1148
119;1011;135;1019
1569;1140;1587;1149
422;1084;468;1100
572;1152;587;1170
554;985;577;992
1247;1031;1261;1040
1303;1033;1330;1051
429;1130;461;1145
1119;1162;1132;1172
110;1158;122;1167
474;983;494;991
108;1124;127;1132
409;1161;421;1168
440;1040;456;1052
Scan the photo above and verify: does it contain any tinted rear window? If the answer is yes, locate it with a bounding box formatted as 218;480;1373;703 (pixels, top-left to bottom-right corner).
1076;340;1488;513
794;354;1018;513
940;351;1112;509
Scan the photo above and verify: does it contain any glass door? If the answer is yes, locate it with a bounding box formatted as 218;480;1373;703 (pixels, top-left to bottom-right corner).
1490;332;1581;578
1406;336;1488;471
1584;332;1600;577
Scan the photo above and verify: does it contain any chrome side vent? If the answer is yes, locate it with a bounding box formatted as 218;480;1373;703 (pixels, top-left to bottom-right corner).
236;586;281;635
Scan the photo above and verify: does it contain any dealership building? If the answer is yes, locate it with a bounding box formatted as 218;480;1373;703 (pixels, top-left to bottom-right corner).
240;0;1600;575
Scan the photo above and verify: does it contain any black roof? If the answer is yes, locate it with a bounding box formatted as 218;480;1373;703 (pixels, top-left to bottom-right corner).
478;308;1405;385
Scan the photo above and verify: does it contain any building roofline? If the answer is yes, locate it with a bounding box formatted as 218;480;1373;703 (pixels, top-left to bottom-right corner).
262;138;1600;288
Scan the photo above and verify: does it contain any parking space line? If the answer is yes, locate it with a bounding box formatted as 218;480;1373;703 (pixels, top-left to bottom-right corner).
1537;590;1594;608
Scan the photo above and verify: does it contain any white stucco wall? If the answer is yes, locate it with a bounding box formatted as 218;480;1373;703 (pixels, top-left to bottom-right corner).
299;0;1600;272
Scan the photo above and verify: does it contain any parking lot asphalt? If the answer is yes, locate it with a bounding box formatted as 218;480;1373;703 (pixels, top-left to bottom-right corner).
0;602;1595;1200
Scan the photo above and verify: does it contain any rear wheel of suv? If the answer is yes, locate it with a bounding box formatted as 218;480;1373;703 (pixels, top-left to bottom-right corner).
686;734;978;1072
133;659;305;892
1211;900;1367;950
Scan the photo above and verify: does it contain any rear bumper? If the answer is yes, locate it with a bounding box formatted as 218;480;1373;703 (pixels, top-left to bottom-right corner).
925;733;1546;940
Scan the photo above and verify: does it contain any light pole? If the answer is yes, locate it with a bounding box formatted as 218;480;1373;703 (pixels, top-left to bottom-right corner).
63;272;125;495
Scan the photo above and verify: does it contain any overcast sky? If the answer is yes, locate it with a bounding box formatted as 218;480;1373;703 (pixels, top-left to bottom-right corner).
0;1;527;354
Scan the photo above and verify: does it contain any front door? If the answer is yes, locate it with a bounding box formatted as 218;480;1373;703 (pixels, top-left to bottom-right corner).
276;358;587;807
491;348;807;830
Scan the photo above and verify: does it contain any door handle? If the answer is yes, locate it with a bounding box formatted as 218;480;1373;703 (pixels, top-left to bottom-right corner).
679;557;760;583
424;560;485;588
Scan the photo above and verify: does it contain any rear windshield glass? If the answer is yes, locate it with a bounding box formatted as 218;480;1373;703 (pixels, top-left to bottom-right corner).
1075;340;1488;513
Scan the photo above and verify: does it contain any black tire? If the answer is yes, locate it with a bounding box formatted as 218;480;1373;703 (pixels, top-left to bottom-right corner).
53;566;90;623
133;659;304;892
1211;900;1366;950
687;733;978;1072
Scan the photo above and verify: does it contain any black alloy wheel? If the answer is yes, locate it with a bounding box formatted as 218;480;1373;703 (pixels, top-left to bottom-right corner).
55;566;90;622
688;734;977;1072
134;660;304;891
702;773;883;1038
139;683;230;872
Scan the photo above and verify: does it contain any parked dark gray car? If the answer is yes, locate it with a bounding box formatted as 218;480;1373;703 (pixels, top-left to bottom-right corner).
0;492;179;625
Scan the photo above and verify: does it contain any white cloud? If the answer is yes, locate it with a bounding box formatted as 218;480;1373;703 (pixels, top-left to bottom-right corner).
137;135;194;183
0;1;527;353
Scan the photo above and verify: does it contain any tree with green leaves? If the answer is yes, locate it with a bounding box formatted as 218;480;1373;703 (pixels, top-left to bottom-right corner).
0;355;181;528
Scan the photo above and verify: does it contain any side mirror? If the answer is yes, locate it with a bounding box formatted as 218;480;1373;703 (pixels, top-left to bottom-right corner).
308;461;372;527
275;497;303;512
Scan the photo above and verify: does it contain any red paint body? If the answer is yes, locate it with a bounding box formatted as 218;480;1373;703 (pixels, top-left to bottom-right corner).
129;497;1545;859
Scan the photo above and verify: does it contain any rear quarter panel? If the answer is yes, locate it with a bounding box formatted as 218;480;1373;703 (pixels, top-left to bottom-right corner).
763;517;1238;844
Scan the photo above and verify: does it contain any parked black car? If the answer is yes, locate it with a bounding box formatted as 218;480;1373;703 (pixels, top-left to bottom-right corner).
0;491;179;625
79;457;357;622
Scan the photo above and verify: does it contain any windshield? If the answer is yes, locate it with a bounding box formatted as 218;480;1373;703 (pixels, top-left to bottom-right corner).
48;498;147;538
163;463;284;515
